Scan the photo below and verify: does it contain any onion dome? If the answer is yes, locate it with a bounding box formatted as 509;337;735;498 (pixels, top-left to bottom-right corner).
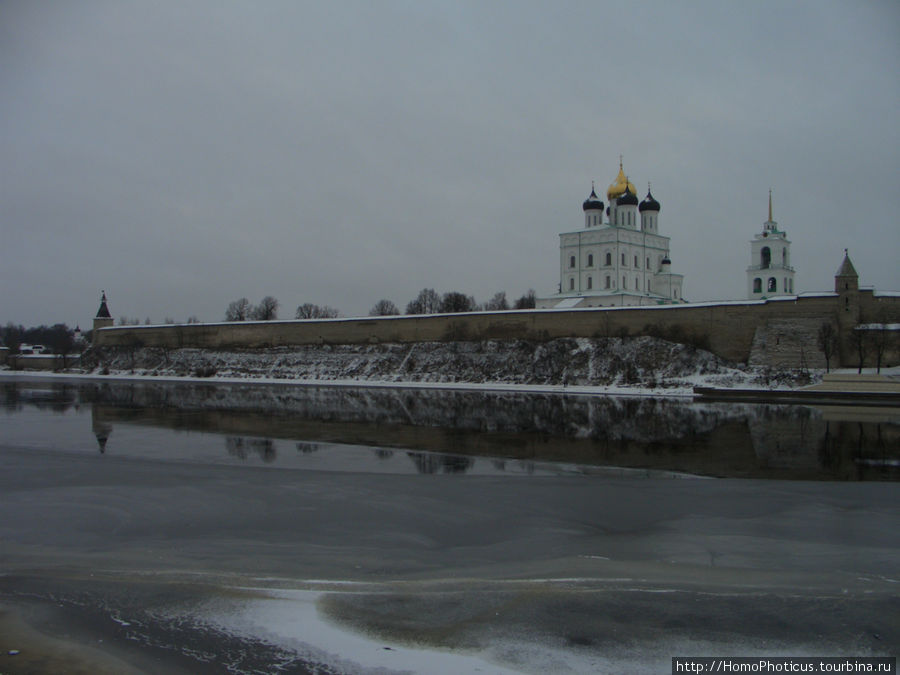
582;186;603;212
606;161;637;200
617;189;638;206
639;188;660;212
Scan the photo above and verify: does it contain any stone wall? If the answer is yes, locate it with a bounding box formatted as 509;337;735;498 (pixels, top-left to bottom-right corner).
92;291;900;368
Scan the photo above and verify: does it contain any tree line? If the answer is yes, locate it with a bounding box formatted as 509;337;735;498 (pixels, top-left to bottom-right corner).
1;323;77;355
223;289;537;322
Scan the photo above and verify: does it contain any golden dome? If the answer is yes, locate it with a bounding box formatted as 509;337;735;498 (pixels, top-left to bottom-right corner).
606;162;637;200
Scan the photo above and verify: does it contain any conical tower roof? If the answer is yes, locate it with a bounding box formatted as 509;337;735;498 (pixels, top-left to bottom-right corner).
836;250;857;277
96;291;111;318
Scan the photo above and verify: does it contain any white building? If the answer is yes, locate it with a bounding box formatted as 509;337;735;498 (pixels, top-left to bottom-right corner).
537;161;685;308
746;191;795;299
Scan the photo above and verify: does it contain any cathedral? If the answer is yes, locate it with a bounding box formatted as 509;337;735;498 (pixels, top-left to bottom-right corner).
537;161;685;308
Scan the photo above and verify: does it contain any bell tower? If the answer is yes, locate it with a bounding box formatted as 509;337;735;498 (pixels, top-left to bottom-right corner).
746;190;795;299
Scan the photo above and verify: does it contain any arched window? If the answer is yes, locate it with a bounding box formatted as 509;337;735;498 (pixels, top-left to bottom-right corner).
753;278;762;293
587;276;593;289
636;276;640;290
587;254;593;267
605;252;611;266
605;275;610;289
569;255;576;268
569;278;575;290
674;288;678;299
646;256;650;269
782;247;787;264
761;247;771;268
621;253;626;265
768;277;777;292
622;276;627;289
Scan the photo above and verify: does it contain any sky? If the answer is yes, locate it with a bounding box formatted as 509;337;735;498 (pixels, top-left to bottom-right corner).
2;0;898;328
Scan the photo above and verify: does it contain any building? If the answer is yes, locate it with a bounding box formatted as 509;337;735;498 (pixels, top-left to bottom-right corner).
746;191;795;299
93;291;114;342
537;160;684;308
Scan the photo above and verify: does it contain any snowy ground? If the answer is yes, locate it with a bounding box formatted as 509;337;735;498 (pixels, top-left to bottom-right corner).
59;336;821;396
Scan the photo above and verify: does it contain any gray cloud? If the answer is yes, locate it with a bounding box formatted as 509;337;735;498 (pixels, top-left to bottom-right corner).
2;0;898;327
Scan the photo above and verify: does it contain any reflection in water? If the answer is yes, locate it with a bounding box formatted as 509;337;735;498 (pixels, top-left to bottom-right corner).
2;379;898;480
296;442;319;454
93;417;113;453
406;451;475;474
226;437;277;463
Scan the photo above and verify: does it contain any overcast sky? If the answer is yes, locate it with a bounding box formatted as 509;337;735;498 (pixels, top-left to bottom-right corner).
2;0;898;328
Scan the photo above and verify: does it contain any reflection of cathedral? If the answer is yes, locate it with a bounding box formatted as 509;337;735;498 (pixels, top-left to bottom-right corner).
746;191;795;299
537;160;684;308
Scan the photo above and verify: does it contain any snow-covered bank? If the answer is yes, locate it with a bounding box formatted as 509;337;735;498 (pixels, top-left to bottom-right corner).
69;336;813;396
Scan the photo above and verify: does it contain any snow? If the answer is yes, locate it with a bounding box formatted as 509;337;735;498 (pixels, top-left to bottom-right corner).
63;335;801;397
202;589;527;675
5;335;813;397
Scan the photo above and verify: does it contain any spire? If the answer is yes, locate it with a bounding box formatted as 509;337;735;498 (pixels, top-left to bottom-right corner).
768;189;773;223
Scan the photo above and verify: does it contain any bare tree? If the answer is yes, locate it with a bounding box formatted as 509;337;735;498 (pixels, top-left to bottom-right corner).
817;323;837;373
225;298;252;321
484;291;509;311
872;323;890;375
369;299;400;316
406;288;441;315
440;291;478;313
513;289;537;309
849;327;870;374
295;303;340;319
252;296;279;321
186;315;201;324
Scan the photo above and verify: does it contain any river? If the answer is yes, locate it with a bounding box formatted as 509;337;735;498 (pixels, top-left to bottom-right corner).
1;377;897;673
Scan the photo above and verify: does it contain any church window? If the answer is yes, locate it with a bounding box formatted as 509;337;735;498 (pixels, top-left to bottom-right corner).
634;255;639;268
587;276;593;289
605;252;611;266
789;279;793;292
621;253;626;265
753;278;762;293
782;247;787;264
646;257;650;269
569;278;575;290
761;247;771;268
636;276;640;290
622;276;627;289
569;256;575;268
605;275;610;289
674;288;678;299
768;277;777;292
588;254;594;267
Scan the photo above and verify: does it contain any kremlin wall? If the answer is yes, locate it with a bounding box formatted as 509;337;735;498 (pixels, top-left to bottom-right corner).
92;271;900;371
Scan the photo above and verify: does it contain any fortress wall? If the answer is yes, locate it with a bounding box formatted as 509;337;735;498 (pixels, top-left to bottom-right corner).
92;293;900;368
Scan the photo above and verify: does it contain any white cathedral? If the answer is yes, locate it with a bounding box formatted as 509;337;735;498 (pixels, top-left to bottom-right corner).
537;161;685;308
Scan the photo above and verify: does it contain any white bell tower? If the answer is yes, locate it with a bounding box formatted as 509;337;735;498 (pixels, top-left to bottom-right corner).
746;191;795;299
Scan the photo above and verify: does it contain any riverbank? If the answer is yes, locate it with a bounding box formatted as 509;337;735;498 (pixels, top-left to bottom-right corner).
3;334;819;398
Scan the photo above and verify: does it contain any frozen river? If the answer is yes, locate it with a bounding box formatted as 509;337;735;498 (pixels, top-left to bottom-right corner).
1;377;898;673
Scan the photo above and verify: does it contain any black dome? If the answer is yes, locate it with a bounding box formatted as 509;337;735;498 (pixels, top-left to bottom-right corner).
582;188;603;212
617;190;638;206
639;190;660;212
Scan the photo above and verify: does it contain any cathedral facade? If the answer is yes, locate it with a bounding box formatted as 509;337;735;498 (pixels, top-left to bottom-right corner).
537;161;684;308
